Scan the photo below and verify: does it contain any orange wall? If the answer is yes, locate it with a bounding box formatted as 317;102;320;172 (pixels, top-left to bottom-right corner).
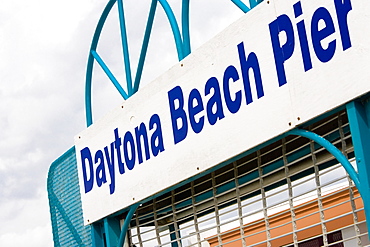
207;188;364;247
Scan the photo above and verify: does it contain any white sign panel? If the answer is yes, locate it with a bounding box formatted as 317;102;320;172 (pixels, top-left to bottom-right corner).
75;0;370;224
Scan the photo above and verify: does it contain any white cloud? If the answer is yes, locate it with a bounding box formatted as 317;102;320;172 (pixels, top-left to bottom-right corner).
0;188;53;247
0;0;248;246
0;225;52;247
0;1;104;245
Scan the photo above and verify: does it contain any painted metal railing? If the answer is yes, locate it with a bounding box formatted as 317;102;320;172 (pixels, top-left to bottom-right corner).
85;0;263;127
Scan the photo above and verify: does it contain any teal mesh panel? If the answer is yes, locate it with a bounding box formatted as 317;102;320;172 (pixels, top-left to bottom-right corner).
47;147;92;246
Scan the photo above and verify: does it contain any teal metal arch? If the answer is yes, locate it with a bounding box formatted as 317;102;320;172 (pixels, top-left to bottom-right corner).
117;203;139;247
288;115;370;238
287;128;361;194
85;0;263;127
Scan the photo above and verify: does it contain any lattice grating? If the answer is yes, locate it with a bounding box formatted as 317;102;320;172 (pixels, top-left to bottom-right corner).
126;110;369;247
47;147;92;247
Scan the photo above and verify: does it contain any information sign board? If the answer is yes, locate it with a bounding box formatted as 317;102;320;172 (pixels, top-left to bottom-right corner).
75;0;370;224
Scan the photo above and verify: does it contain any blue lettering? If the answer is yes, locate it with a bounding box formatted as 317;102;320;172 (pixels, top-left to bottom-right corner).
80;114;166;195
81;147;94;193
205;77;225;125
95;150;107;187
123;131;136;170
104;143;115;194
188;88;205;133
311;7;336;63
80;0;355;196
269;14;295;87
135;123;150;164
114;128;125;174
223;65;241;113
334;0;352;50
168;86;188;144
294;1;313;71
150;114;165;156
237;42;264;103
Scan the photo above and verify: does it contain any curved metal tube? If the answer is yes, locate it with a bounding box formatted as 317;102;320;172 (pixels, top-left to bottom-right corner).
158;0;185;60
86;0;264;127
181;0;191;57
117;0;133;96
133;0;158;93
230;0;251;13
288;129;361;194
91;51;129;100
85;0;117;127
118;203;140;247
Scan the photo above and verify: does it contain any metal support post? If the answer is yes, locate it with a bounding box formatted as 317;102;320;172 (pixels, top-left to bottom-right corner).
103;217;121;247
346;98;370;239
91;223;105;247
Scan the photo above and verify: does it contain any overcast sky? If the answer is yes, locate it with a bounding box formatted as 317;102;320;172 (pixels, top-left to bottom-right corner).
0;0;247;246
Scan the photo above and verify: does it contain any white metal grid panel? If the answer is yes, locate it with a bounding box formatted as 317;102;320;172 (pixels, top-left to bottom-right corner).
126;111;369;247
